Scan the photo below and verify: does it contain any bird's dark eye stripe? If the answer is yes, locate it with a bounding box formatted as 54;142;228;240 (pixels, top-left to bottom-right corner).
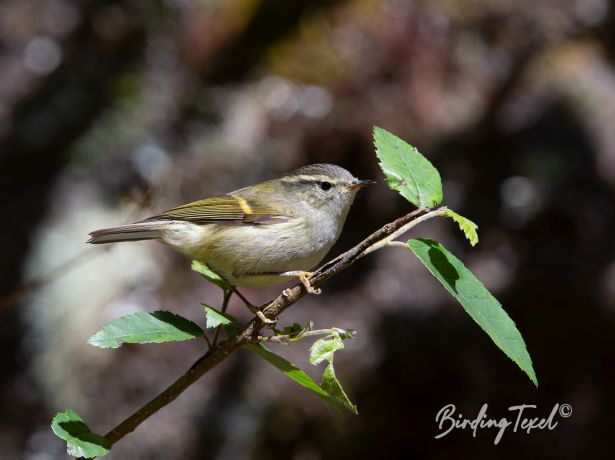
319;181;333;191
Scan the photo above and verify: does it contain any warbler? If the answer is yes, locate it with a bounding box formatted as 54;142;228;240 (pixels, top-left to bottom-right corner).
88;164;372;293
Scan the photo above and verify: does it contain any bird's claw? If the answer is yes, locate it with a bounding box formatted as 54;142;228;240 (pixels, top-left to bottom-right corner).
298;272;321;295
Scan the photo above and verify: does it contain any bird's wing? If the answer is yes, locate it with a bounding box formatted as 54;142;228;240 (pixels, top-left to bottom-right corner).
148;194;292;225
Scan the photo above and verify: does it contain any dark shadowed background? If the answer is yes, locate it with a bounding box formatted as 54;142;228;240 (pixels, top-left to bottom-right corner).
1;0;614;459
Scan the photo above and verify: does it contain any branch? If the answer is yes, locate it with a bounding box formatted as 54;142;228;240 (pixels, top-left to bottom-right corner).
104;206;439;445
361;207;447;256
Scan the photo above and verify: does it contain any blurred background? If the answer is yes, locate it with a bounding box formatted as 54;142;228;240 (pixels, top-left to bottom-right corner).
1;0;614;458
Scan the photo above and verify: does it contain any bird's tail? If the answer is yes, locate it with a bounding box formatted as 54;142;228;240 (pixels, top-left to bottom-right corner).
87;221;168;244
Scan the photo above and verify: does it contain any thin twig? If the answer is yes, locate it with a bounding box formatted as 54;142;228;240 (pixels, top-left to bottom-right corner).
254;328;356;343
388;241;410;249
103;206;442;446
306;207;429;286
361;207;447;256
211;289;232;348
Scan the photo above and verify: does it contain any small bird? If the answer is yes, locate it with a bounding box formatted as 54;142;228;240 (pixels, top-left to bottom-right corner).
88;164;372;294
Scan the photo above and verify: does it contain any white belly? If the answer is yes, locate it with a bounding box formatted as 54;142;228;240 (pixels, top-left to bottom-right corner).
158;218;339;288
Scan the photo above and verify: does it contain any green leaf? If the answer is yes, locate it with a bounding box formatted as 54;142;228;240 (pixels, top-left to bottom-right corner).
309;333;344;365
88;311;204;348
407;238;537;386
373;126;443;208
246;342;339;412
191;260;231;289
51;410;111;458
320;362;358;415
203;305;234;329
443;209;479;246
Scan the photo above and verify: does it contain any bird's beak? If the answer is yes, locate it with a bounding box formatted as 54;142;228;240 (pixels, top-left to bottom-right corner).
348;179;376;190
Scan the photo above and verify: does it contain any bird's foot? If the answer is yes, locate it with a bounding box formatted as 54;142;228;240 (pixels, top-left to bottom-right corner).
282;271;321;294
291;271;321;295
233;287;276;325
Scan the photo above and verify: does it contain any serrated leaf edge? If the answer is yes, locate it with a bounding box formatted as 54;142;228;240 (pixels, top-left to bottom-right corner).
442;209;479;246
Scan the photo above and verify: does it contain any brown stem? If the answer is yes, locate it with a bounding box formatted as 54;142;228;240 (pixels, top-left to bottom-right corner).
104;206;431;445
210;289;232;348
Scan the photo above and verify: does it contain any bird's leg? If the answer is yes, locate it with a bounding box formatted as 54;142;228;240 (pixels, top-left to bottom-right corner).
232;287;275;325
278;271;321;294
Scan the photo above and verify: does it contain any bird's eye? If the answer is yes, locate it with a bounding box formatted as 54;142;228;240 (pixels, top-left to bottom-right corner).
319;181;333;191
